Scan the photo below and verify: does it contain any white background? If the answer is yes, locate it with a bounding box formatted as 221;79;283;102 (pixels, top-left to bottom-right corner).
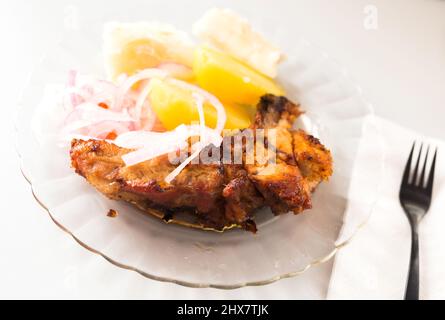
0;0;444;299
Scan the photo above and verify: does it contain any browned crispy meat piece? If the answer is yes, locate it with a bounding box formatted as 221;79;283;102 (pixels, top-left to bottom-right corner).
292;130;333;191
71;139;225;217
245;94;312;214
254;94;303;130
222;164;264;229
252;94;302;164
246;163;311;215
70;94;333;232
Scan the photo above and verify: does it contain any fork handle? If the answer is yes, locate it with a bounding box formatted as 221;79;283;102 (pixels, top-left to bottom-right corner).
405;222;419;300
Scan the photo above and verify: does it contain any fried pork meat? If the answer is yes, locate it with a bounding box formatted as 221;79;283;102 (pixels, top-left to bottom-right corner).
70;94;333;232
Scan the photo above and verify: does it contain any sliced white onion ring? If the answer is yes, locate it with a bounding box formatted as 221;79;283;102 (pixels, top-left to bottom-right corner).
115;69;168;110
165;147;203;184
167;78;227;136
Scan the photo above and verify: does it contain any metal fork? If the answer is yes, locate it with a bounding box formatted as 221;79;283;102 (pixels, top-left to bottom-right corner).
399;142;437;300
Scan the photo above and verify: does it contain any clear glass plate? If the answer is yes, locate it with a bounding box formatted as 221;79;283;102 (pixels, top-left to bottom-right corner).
15;8;384;289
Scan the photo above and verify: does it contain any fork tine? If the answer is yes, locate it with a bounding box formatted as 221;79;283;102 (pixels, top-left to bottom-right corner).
426;148;437;194
412;144;423;185
419;146;430;188
402;142;415;185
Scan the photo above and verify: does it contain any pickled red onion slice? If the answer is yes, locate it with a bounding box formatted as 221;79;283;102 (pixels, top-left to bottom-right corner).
133;82;153;130
86;121;131;139
63;103;134;133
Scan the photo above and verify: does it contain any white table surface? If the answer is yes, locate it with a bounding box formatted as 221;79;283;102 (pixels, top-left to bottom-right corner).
0;0;444;299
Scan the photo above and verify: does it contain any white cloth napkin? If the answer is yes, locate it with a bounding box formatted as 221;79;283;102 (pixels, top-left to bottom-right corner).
327;116;445;300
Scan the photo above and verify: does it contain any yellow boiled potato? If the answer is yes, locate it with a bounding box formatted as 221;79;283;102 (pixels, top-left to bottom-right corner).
109;39;194;81
193;46;285;106
111;39;165;78
149;78;253;130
